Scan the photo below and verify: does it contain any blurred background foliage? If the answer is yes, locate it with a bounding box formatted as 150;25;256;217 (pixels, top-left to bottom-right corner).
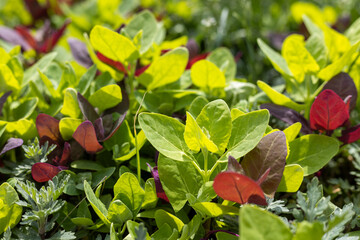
0;0;359;84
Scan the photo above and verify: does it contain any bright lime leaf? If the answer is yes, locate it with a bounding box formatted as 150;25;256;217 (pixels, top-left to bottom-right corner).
0;48;10;64
219;110;269;162
283;122;302;142
23;52;57;86
231;108;245;121
155;209;184;232
113;172;145;215
277;164;304;192
90;25;139;63
293;221;324;240
257;80;305;111
240;204;292;240
114;130;146;161
158;154;202;212
138;47;189;91
83;180;110;226
124;10;158;54
2;119;36;141
188;96;209;118
61;88;81;118
282;34;319;83
0;183;22;234
138;113;195;162
59;118;83;141
38;70;61;99
142;178;158;209
192;202;239;218
196;99;232;154
191;60;226;90
0;64;20;93
305;34;327;69
107;200;133;225
318;41;360;81
257;38;293;77
323;25;351;62
346;17;360;45
77;64;97;95
287;135;339;176
207;47;236;83
88;84;122;112
184;112;218;153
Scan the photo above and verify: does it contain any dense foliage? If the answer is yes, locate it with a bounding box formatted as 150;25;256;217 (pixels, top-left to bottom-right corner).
1;0;360;239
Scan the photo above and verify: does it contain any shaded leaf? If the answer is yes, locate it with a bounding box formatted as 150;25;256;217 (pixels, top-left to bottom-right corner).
31;162;62;182
242;131;287;195
68;38;93;68
77;93;100;122
36;113;62;142
339;124;360;144
0;138;23;156
72;121;103;154
0;26;31;51
213;171;267;205
310;89;349;131
0;91;11;116
227;155;244;174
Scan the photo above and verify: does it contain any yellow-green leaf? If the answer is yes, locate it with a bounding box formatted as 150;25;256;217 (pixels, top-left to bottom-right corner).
90;25;139;63
88;84;122;112
257;80;305;111
155;209;184;232
59;118;83;141
277;164;304;192
0;64;19;93
190;60;226;90
283;122;302;142
61;88;81;118
282;34;319;83
184;112;218;153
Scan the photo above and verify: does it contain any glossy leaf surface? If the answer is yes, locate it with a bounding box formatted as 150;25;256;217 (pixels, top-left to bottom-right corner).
72;121;103;154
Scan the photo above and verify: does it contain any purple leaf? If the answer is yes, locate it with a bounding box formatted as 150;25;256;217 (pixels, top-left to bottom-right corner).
0;26;32;51
0;138;23;156
260;103;312;134
77;93;100;122
0;91;12;116
339;124;360;144
147;163;169;202
227;155;244;174
310;89;349;131
242;131;287;196
36;113;62;143
72;121;103;154
322;72;357;111
68;38;93;68
94;118;105;140
57;142;71;166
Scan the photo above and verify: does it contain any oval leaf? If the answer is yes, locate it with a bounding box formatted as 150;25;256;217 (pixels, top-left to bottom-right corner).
72;121;103;154
213;172;267;205
88;84;122;112
31;162;61;182
277;164;304;192
310;89;349;131
191;59;226;90
36;113;62;142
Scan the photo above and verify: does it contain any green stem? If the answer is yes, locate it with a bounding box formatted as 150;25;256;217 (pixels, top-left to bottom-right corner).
202;147;209;182
191;160;204;178
208;160;221;179
134;91;147;183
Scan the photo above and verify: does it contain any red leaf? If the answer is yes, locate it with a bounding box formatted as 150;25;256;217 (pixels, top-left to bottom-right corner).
36;114;62;142
58;142;71;166
39;20;70;53
310;89;349;131
186;52;209;69
213;172;267;206
15;26;37;49
72;121;103;154
31;162;62;182
339;124;360;144
96;52;128;74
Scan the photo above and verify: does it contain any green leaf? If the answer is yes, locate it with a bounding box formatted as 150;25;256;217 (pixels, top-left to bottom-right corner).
287;134;339;176
71;160;104;171
126;221;151;240
71;217;94;226
0;183;22;234
158;154;202;212
138;47;189;91
58;63;77;94
76;65;97;95
219;110;269;162
277;164;304;192
345;17;360;45
282;34;319;83
12;97;38;120
0;64;20;94
184;112;218;153
107;200;133;225
293;221;324;240
257;80;305;111
207;47;236;83
318;41;360;81
61;88;81;118
305;34;327;69
23;52;57;86
113;172;145;215
257;38;293;77
110;223;119;240
141;178;158;209
190;60;226;90
240;205;292;240
59;118;83;141
196;99;232;154
124;10;158;54
283;122;302;142
151;223;176;240
1;119;36;141
114;130;146;161
90;25;139;63
88;84;122;112
188;96;209;118
192;202;239;218
138;113;195;162
155;209;184;232
38;69;61;99
83;180;110;226
216;232;238;240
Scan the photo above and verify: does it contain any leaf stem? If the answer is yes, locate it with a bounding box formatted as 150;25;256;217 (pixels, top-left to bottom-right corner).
202;147;209;182
134;91;147;183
